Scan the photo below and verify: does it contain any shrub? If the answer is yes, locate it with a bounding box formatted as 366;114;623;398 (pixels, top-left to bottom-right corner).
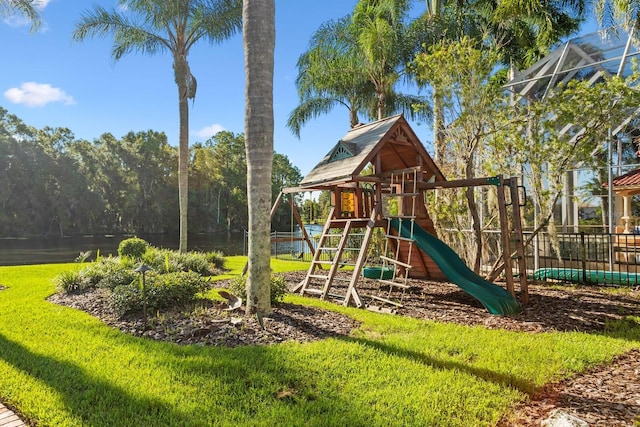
142;248;181;274
118;237;149;260
54;269;88;292
228;274;288;305
142;248;220;276
78;257;135;290
205;251;225;270
109;283;142;316
179;252;215;276
109;271;209;316
54;256;136;293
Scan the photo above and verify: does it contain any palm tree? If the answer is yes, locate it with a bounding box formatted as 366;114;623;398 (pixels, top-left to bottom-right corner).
594;0;640;28
352;0;416;120
73;0;242;252
288;1;430;137
243;0;274;316
1;0;41;31
287;16;373;136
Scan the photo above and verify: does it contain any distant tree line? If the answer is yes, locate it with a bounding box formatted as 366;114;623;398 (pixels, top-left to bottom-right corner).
0;107;302;238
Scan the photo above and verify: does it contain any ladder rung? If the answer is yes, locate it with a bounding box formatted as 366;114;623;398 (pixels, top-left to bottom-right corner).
384;234;414;242
326;292;345;299
377;279;410;289
379;256;413;269
390;192;419;197
318;247;339;251
323;233;343;237
303;289;323;295
313;260;333;265
369;295;403;307
308;274;328;280
333;277;351;282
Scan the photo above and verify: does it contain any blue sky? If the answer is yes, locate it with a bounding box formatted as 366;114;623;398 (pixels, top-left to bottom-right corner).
1;1;600;176
0;0;402;176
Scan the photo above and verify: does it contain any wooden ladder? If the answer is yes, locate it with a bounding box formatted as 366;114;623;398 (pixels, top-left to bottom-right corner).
368;217;414;310
296;206;378;307
368;170;419;310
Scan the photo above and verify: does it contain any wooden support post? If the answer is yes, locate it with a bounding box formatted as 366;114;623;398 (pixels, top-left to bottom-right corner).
289;197;315;256
496;176;516;296
509;177;529;304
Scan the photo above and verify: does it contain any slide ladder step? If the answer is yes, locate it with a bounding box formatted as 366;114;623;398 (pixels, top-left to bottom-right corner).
379;256;413;269
369;295;403;307
377;279;410;290
384;234;414;242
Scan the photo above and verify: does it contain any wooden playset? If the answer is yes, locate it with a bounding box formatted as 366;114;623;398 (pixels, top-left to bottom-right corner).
272;115;527;315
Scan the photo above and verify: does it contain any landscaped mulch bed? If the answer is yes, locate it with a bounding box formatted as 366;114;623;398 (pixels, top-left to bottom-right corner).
48;271;640;426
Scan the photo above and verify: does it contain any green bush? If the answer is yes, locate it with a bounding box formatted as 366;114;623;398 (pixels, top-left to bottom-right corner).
142;248;181;274
228;274;288;305
54;269;88;292
81;257;137;290
142;248;219;276
117;237;149;260
109;271;209;316
205;251;225;270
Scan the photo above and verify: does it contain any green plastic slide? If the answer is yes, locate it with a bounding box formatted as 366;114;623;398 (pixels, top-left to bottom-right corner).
390;219;521;315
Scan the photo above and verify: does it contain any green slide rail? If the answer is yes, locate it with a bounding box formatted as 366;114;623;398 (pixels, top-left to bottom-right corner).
390;219;521;315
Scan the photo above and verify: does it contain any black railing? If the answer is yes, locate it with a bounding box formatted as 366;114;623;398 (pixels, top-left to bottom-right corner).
529;231;640;286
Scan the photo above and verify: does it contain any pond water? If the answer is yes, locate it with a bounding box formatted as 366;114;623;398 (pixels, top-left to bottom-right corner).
0;232;245;266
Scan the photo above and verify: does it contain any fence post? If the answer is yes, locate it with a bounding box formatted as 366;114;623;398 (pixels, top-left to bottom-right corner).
580;232;587;284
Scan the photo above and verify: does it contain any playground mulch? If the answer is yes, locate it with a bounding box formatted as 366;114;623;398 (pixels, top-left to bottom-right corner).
49;271;640;426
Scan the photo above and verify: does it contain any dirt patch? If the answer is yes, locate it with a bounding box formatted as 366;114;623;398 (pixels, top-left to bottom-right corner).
49;271;640;426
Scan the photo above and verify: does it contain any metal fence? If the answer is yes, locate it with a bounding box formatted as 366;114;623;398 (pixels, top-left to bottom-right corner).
441;228;640;286
526;231;640;286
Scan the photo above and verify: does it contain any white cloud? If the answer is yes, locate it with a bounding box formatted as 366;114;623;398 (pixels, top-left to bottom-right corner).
4;82;76;107
33;0;51;8
193;124;225;139
3;0;51;28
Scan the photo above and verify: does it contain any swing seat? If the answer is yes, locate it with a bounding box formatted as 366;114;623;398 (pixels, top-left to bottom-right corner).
362;266;395;280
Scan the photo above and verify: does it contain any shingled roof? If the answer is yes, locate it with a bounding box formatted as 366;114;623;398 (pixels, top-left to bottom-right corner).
300;114;444;188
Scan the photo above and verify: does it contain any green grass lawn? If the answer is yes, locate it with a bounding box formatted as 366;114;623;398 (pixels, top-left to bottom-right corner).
0;258;638;426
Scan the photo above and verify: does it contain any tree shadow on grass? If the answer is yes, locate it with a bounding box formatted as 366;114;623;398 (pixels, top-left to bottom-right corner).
346;335;538;395
0;332;200;426
0;331;376;427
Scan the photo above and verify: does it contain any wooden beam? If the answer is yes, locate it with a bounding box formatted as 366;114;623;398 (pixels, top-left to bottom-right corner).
418;176;507;190
290;197;316;255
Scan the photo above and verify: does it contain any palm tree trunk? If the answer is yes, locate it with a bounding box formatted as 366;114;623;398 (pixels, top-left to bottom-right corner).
243;0;275;316
175;56;190;253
